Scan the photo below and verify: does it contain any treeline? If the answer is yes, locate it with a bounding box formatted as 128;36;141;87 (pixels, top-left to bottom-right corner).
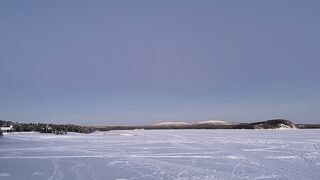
0;120;95;135
2;119;319;136
295;124;320;129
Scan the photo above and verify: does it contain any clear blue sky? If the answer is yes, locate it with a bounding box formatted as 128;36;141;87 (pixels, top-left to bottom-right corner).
1;1;319;125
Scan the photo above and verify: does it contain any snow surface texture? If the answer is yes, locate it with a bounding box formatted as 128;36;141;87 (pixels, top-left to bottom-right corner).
0;130;320;180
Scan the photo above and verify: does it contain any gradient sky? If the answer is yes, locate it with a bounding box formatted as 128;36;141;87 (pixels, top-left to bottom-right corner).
1;1;320;125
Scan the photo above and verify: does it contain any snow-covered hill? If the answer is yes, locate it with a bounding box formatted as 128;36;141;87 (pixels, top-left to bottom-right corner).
154;120;228;126
250;119;296;129
154;122;190;126
193;120;228;125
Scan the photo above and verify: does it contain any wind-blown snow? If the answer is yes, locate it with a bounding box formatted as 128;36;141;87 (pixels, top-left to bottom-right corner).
0;130;320;180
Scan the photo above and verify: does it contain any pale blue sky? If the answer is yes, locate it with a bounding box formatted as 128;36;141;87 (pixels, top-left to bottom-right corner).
0;1;319;125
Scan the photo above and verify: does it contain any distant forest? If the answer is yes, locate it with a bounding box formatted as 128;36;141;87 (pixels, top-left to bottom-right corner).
0;120;95;135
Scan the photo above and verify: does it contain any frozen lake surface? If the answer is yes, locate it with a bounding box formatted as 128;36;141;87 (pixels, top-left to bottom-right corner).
1;129;320;180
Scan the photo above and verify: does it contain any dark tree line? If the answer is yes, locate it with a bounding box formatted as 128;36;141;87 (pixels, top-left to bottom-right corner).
0;120;95;135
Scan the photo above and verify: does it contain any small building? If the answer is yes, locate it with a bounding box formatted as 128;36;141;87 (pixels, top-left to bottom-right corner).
0;125;13;132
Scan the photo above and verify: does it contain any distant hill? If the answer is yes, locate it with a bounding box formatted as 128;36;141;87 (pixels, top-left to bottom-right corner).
154;120;228;126
193;120;228;125
233;119;296;129
154;122;190;126
250;119;296;129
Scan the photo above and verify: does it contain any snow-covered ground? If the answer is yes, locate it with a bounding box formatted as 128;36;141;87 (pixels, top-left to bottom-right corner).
0;129;320;180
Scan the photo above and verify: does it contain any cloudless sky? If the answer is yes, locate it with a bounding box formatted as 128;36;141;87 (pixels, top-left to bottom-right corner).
1;1;319;125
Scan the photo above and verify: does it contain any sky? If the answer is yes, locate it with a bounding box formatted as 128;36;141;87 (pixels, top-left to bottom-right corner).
0;1;320;125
